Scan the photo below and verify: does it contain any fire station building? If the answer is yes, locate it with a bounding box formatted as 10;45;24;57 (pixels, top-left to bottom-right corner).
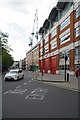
39;0;80;75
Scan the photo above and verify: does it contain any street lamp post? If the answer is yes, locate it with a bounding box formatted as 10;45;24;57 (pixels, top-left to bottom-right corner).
29;37;33;71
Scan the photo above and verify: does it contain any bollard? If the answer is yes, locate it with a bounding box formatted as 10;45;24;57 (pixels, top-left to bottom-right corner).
67;73;69;81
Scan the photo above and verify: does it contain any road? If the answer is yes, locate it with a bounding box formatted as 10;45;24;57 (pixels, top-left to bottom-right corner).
2;70;79;118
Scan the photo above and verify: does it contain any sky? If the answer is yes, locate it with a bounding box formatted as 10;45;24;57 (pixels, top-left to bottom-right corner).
0;0;58;61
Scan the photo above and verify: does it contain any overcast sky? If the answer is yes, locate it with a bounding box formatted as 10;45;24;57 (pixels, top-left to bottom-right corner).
0;0;58;61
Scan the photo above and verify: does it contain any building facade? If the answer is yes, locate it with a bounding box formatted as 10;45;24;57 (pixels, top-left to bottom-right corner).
39;0;80;75
26;44;39;71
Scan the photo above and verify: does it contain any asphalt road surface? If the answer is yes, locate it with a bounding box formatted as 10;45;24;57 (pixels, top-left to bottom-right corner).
2;70;79;119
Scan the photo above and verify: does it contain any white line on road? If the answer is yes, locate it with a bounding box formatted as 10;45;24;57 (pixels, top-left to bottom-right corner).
41;96;44;100
3;90;11;95
24;83;27;85
16;86;21;89
29;81;31;82
9;89;28;94
31;91;35;93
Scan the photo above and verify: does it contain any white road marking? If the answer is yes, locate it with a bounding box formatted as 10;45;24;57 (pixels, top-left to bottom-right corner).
16;86;21;89
25;95;44;100
25;87;48;100
24;83;27;85
31;91;35;93
41;96;44;100
10;91;23;94
3;90;11;95
9;89;27;94
3;88;28;95
40;89;42;91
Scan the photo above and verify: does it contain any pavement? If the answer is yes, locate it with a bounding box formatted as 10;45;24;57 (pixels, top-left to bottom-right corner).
31;71;80;92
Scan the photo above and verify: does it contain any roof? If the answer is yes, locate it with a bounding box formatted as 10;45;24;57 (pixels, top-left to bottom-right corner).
39;27;44;34
48;7;58;21
57;1;66;9
43;19;49;29
57;0;73;9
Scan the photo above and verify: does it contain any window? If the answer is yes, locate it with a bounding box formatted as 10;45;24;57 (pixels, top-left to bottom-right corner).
75;64;80;70
44;36;48;44
75;5;80;18
50;38;57;50
60;65;64;70
40;40;43;47
75;46;80;60
40;48;43;55
51;29;57;38
44;44;49;53
60;32;70;45
60;53;64;59
60;51;69;59
60;65;69;70
74;25;80;38
60;16;70;30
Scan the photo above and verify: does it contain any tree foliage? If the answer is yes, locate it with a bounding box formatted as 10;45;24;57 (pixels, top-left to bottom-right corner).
0;31;14;71
2;48;14;70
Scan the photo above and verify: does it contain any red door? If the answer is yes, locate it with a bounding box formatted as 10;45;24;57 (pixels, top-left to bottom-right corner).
39;60;42;72
51;56;56;74
44;58;49;73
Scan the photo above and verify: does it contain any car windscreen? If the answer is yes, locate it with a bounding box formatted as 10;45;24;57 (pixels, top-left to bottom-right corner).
10;71;18;74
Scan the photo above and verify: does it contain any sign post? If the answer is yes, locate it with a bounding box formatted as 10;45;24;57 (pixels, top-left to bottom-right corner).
64;55;68;81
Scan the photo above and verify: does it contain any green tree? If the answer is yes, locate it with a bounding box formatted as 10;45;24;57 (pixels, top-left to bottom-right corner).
2;48;14;70
0;31;14;72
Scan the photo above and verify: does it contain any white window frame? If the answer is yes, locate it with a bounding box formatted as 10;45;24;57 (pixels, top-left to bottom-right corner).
60;32;70;45
44;36;48;44
75;46;80;60
60;16;70;31
74;25;80;38
75;5;80;18
51;29;57;38
44;44;49;53
40;48;43;55
40;40;43;47
50;38;57;50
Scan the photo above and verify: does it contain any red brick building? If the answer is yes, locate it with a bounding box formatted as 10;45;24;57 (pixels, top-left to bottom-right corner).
39;0;80;75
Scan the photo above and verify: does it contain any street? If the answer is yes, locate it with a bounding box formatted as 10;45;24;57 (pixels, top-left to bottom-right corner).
2;70;78;118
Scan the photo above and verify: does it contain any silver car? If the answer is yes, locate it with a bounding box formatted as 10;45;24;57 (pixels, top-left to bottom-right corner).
4;69;24;81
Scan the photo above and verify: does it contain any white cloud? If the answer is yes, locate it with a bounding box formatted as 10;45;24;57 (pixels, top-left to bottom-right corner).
10;40;29;60
0;0;58;61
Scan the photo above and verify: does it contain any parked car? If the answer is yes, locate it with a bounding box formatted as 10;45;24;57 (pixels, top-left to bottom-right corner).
4;69;24;81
